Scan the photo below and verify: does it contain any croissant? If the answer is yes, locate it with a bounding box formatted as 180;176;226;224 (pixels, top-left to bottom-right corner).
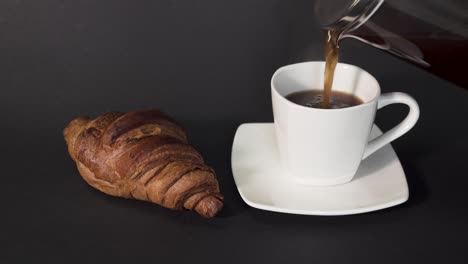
64;109;223;218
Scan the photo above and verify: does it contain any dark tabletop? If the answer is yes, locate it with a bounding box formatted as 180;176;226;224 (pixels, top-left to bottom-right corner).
1;1;467;263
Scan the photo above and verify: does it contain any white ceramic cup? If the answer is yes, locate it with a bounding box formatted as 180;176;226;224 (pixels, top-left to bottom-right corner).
271;62;419;186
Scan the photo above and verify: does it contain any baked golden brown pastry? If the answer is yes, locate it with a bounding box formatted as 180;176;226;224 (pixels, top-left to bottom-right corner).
64;109;223;218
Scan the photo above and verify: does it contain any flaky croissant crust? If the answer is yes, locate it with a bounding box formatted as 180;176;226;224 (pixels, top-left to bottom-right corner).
64;110;223;218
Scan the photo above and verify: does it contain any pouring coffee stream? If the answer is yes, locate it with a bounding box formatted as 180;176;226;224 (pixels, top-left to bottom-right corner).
315;0;468;89
323;30;340;108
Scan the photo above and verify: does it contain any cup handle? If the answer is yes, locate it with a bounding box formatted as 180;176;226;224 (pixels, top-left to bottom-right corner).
362;92;420;159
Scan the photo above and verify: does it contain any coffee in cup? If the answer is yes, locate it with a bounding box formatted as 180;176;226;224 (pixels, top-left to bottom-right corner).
286;90;363;109
271;62;419;186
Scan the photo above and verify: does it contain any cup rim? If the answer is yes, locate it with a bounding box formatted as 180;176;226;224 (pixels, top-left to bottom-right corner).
271;61;381;112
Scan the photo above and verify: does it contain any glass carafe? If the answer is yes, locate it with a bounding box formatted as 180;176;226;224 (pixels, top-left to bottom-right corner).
314;0;468;88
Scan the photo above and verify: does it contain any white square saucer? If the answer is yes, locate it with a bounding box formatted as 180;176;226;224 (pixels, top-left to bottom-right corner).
231;123;409;215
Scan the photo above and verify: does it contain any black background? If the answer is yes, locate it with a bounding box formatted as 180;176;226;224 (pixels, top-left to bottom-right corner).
1;1;467;263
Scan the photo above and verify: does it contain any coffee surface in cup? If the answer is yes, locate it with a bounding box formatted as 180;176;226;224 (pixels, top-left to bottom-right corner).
286;89;363;109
